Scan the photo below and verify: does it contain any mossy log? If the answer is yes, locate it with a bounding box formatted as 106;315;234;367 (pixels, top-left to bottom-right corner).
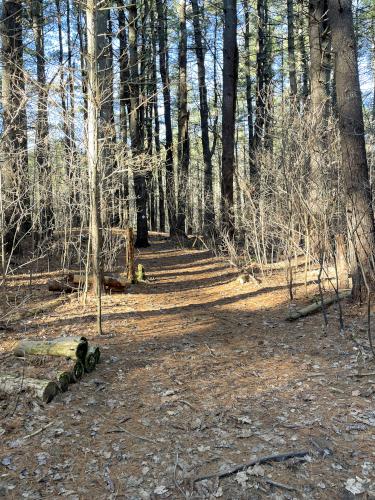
0;373;59;403
13;337;88;361
286;290;352;321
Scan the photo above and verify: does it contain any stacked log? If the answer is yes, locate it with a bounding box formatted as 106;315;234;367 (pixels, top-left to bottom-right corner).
0;337;101;403
13;336;88;361
0;374;59;403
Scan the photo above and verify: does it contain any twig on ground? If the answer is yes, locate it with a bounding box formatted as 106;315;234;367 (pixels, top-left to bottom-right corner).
194;450;310;483
23;421;54;439
178;400;198;411
262;478;297;491
108;426;155;443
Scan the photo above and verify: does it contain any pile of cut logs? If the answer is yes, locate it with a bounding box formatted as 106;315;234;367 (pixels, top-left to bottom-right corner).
0;336;100;403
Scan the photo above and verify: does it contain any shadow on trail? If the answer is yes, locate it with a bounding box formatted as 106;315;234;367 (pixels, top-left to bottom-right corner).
33;282;292;331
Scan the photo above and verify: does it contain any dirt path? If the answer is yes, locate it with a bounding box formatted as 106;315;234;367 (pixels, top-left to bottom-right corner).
1;237;375;499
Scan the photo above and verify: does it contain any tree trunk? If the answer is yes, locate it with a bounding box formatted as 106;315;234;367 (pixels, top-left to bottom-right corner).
128;2;149;247
156;0;177;235
287;0;298;96
298;1;309;102
309;1;329;114
221;0;238;231
254;0;267;151
30;0;52;238
176;0;189;235
328;0;375;301
86;0;104;334
117;0;130;225
191;0;214;229
243;0;254;176
1;0;30;254
308;0;330;248
150;6;165;232
125;227;136;282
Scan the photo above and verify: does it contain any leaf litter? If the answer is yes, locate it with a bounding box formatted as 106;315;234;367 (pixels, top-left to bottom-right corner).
0;238;375;498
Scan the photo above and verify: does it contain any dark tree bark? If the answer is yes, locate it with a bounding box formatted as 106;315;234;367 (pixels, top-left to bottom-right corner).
328;0;375;300
243;0;254;175
309;0;329;114
176;0;189;235
156;0;177;235
117;0;130;225
298;1;309;102
254;0;269;151
308;0;330;236
150;6;165;232
76;1;88;121
221;0;238;231
287;0;297;96
30;0;53;236
1;0;30;253
127;2;149;247
191;0;214;228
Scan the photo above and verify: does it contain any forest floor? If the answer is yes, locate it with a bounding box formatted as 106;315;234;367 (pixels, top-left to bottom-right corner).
0;235;375;499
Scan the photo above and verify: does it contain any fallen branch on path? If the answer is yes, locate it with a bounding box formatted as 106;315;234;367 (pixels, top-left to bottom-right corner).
23;421;54;439
286;290;351;321
194;450;310;483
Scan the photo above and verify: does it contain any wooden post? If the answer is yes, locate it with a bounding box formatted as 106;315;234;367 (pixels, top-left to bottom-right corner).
335;234;349;289
125;227;135;283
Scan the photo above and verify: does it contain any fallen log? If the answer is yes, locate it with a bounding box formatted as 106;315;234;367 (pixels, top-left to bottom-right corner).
13;336;88;361
70;274;129;292
89;346;101;364
25;357;84;383
84;347;97;373
0;356;84;390
286;290;351;321
69;359;85;381
0;373;59;403
47;279;76;293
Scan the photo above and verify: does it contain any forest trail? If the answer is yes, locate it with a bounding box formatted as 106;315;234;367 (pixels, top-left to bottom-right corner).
1;236;375;499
